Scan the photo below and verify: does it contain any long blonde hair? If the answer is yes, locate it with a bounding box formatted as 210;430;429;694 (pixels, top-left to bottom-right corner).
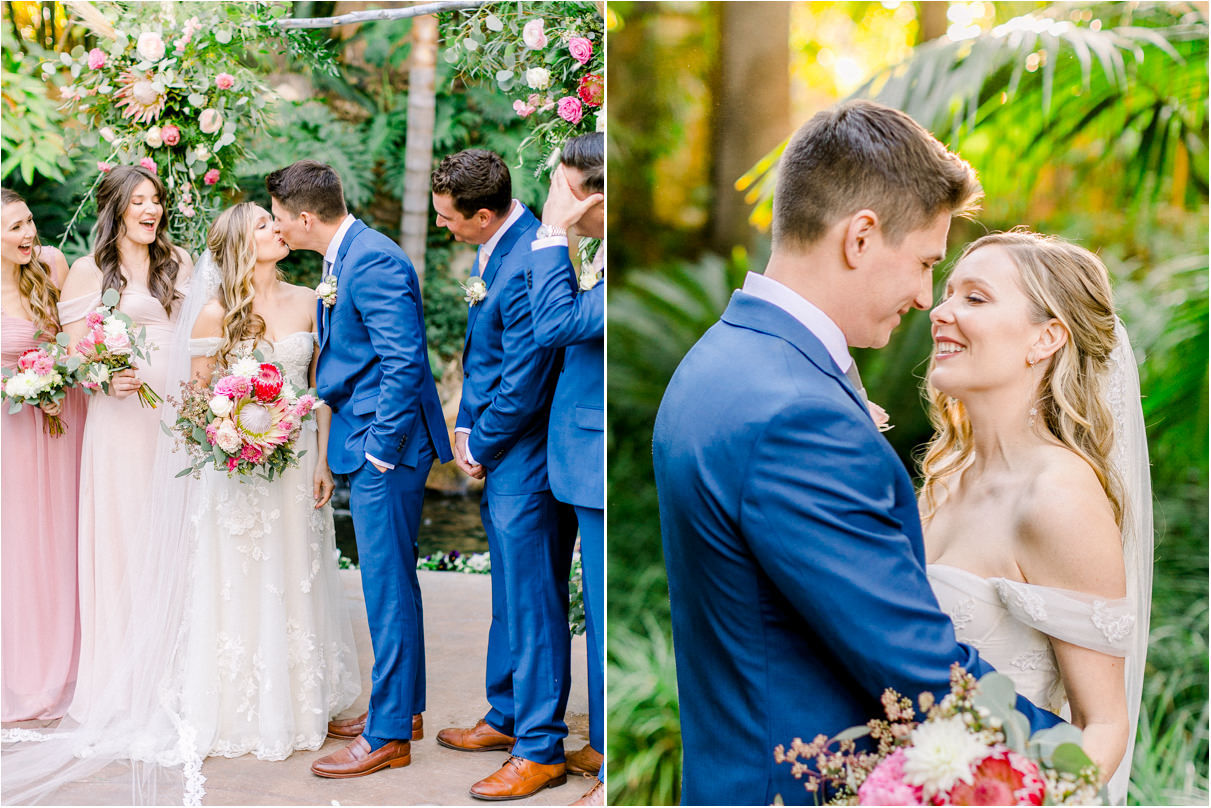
2;188;60;333
919;229;1123;527
206;203;277;366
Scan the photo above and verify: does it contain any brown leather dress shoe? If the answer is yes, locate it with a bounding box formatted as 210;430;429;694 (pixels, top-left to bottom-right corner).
469;755;567;800
571;780;605;805
436;718;515;752
328;712;423;740
565;743;603;776
310;735;411;779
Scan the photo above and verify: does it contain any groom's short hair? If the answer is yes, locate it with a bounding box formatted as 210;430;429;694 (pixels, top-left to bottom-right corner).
772;100;982;249
265;160;348;222
430;150;512;218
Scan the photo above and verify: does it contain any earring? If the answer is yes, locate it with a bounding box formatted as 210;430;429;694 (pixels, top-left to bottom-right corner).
1028;404;1038;428
1027;355;1037;367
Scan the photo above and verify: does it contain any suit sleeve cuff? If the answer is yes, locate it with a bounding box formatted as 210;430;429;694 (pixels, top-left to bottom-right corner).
365;452;395;470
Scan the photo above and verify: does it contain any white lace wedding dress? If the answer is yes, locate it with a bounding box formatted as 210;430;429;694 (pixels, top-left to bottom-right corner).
179;332;361;760
928;564;1136;801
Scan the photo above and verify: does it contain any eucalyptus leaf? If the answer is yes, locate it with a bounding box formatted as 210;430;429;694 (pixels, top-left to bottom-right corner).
56;332;71;347
9;401;22;415
976;672;1017;708
486;14;504;32
215;29;233;45
175;467;195;478
188;93;207;107
834;724;872;742
1050;742;1095;775
101;288;120;307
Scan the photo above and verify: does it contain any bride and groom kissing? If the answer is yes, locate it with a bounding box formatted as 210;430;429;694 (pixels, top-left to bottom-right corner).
654;100;1150;805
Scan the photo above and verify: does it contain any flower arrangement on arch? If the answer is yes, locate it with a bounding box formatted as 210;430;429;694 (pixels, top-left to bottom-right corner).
442;2;604;175
775;666;1106;805
46;1;331;250
168;352;321;481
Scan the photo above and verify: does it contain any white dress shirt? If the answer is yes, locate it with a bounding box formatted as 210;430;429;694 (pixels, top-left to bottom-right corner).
740;271;853;374
457;200;525;468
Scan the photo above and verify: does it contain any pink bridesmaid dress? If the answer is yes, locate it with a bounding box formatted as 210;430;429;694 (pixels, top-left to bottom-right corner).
56;262;186;721
1;301;87;721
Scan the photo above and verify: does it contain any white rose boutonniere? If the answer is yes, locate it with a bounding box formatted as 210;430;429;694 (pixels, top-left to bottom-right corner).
461;276;488;306
579;267;603;292
316;275;338;308
868;400;893;432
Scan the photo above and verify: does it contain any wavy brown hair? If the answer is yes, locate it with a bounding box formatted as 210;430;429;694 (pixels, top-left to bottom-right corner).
93;165;181;315
207;203;277;366
2;188;60;332
920;229;1123;527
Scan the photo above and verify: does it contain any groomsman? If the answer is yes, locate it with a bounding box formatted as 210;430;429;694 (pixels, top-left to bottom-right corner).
525;133;605;807
432;150;578;800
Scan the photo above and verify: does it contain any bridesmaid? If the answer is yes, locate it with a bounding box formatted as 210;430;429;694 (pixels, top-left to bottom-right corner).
0;188;87;722
57;166;192;719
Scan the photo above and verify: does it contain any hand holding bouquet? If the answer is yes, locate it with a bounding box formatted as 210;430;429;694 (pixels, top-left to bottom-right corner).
168;353;320;481
0;340;81;436
776;666;1105;805
75;288;161;407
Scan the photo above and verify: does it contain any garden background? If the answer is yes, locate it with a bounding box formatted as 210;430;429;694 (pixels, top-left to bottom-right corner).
606;2;1208;805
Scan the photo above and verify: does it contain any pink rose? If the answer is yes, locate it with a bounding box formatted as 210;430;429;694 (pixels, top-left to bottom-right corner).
203;168;221;186
568;37;593;65
105;331;131;353
214;375;251;399
140;157;157;173
97;161;113;173
226;455;240;472
87;48;107;69
857;749;924;806
205;422;219;444
161;124;181;146
513;98;536;118
557;96;583;124
215;73;235;90
240;444;263;463
522;19;548;49
199;108;223;135
293;394;316;417
85;311;103;329
32;354;54;376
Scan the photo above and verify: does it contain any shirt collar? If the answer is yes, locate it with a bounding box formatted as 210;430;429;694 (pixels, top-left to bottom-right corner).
481;200;524;263
741;271;853;373
323;214;357;270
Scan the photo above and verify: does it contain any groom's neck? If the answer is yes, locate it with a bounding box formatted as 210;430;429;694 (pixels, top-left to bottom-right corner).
763;249;848;331
310;218;345;256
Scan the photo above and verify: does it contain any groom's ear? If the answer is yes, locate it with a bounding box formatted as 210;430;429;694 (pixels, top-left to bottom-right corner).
842;210;879;269
1032;319;1069;363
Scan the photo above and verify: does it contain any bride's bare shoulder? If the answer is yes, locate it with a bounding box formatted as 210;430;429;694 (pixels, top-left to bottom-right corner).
1016;448;1125;597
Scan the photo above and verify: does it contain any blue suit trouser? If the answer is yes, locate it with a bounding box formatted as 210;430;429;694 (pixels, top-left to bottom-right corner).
574;505;605;783
349;445;433;741
481;489;577;764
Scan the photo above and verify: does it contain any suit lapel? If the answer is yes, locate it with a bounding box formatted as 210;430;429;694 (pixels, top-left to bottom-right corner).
721;291;868;415
319;219;367;353
463;205;536;351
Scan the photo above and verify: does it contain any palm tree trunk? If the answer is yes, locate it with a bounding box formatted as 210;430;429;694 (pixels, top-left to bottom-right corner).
401;12;437;283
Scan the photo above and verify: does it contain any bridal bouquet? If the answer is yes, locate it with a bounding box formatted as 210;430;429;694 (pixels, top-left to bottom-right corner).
0;341;81;436
74;289;161;407
168;353;320;481
776;666;1105;806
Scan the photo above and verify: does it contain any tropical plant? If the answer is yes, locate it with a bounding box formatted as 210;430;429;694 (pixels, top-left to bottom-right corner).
1;27;72;184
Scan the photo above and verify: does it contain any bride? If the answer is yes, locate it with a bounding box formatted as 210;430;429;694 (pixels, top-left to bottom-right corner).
920;229;1151;803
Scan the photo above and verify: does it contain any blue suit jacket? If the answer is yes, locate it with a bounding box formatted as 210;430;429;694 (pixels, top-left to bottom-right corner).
525;242;603;509
316;219;453;475
456;205;560;495
653;292;1063;806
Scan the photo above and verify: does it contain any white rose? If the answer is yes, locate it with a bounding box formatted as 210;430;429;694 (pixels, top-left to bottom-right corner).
86;364;111;385
199;108;223;135
145;126;163;148
99;127;116;143
215;421;241;454
315;282;332;297
136;31;166;62
195;144;210;160
525;67;551;90
209;395;234;418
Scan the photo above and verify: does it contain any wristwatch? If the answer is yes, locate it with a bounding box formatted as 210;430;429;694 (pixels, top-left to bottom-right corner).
536;224;567;239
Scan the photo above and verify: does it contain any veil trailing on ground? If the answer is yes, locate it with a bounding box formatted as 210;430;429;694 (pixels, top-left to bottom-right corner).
1106;316;1153;805
1;253;222;806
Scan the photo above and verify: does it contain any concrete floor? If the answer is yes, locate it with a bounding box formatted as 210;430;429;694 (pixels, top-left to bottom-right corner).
5;570;594;806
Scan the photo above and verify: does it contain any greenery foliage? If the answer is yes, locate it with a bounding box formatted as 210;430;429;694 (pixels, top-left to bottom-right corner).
1;27;70;184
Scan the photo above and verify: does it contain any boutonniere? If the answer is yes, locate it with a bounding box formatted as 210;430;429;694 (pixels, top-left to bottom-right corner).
461;276;488;306
868;400;894;432
316;275;338;308
579;267;603;292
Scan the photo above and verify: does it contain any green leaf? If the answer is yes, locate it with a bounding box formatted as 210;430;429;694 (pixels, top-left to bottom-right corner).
1050;742;1096;775
55;332;71;347
101;288;121;307
834;724;872;743
175;467;195;478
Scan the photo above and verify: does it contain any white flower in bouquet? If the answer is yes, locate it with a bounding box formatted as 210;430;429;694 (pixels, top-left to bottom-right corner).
145;126;163;148
461;276;488;306
102;319;133;354
209;395;234;418
214;420;241;454
136;31;166;62
4;373;34;399
85;363;111;385
229;356;260;379
525;67;551;90
901;716;989;797
199;108;223;135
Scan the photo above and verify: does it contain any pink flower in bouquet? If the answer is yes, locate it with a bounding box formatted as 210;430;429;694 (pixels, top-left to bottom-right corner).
292;394;317;417
513;98;536;118
203;168;221;186
522;19;548;49
97;161;114;173
214;375;251;399
105;330;131;354
199;108;223;135
87;48;107;69
226;456;240;472
140;157;158;173
938;748;1045;807
16;349;40;371
215;73;235;90
577;73;604;107
31;353;54;376
161;124;181;146
568;37;593;65
240;444;264;464
557;96;584;124
85;310;103;329
204;422;219;444
859;749;925;806
252;364;284;402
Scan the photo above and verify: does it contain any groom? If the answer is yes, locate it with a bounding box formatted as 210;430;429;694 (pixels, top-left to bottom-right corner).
267;160;453;778
653;100;1064;806
431;149;577;801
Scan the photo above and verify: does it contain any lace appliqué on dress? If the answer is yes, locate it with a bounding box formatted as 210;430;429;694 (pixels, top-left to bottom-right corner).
994;579;1048;622
1091;599;1135;644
